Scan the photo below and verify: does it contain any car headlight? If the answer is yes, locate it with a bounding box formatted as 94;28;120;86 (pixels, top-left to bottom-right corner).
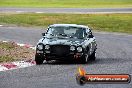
37;44;43;50
70;46;75;51
45;45;50;50
77;47;83;52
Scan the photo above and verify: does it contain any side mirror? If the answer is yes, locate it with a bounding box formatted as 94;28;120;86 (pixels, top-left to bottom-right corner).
42;33;45;36
89;34;93;38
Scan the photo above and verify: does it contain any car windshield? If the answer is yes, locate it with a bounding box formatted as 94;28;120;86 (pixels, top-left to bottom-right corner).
46;26;87;39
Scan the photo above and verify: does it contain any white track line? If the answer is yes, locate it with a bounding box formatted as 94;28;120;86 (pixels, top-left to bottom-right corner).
0;61;35;72
0;65;8;71
35;12;44;13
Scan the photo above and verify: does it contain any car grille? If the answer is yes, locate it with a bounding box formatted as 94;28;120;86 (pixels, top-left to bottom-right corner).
50;45;70;56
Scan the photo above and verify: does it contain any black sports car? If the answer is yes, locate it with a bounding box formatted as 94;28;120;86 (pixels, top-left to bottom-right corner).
35;24;97;64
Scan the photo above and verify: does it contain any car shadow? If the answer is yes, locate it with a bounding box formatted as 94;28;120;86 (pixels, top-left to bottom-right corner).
42;57;131;65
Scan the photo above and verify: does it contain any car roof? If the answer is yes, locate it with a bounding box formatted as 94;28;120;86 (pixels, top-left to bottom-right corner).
49;24;89;29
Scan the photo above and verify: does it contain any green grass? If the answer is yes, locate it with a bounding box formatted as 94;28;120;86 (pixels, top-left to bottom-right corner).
0;13;132;34
0;0;132;8
0;42;15;62
0;42;35;63
0;56;15;63
0;42;15;50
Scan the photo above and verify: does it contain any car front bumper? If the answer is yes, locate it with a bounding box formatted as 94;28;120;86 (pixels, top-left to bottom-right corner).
36;51;84;61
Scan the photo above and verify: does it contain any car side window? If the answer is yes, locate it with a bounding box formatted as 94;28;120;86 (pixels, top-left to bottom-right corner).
86;29;93;38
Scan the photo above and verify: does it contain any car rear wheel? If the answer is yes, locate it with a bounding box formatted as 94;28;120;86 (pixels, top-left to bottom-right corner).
35;54;44;65
89;50;96;61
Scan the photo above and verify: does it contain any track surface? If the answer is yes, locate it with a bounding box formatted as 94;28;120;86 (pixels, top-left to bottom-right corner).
0;26;132;88
0;7;132;13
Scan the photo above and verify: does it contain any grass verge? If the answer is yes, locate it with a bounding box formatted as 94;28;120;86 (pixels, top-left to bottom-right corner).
0;56;15;63
0;0;131;8
0;42;35;63
0;13;132;34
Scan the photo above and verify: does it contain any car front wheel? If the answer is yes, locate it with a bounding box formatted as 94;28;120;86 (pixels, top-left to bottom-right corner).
35;54;44;65
89;50;96;61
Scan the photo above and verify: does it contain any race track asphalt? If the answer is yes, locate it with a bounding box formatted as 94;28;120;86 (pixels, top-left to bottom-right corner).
0;26;132;88
0;7;132;13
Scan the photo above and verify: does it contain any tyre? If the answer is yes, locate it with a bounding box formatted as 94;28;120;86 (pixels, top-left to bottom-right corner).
35;54;44;65
89;50;96;61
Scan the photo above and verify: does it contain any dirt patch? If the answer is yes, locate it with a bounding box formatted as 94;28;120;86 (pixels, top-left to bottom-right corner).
0;41;35;63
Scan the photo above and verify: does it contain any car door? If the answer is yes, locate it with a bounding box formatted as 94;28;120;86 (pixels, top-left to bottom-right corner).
90;29;97;52
88;29;96;55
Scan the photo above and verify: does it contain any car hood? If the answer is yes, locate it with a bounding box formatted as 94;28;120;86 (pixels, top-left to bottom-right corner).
38;37;88;46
